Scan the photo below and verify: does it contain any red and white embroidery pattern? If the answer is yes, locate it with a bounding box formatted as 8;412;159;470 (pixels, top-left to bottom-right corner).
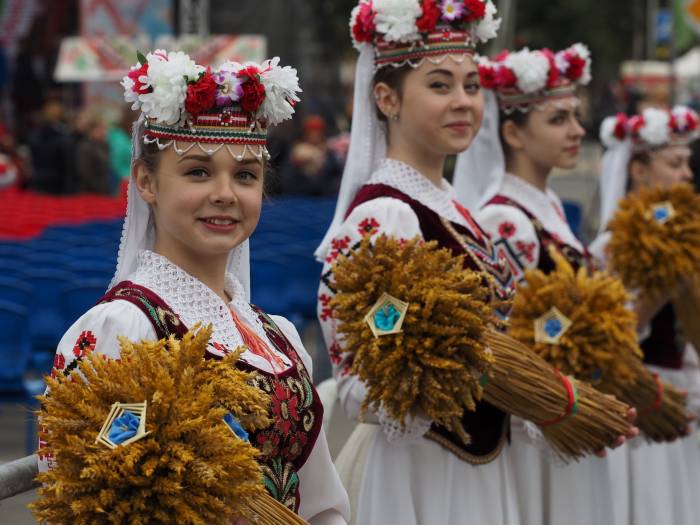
498;221;516;239
72;330;97;358
318;293;333;322
515;240;537;263
358;217;380;237
325;235;352;264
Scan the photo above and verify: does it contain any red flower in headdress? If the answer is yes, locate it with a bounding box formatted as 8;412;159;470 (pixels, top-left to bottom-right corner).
478;64;497;89
185;68;218;118
565;53;587;81
352;1;376;44
495;66;517;88
417;0;441;32
127;62;151;94
237;66;267;113
613;113;628;140
463;0;486;23
541;49;559;89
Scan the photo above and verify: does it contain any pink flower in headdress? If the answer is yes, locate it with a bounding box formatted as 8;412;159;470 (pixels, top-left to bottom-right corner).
440;0;465;21
213;66;244;107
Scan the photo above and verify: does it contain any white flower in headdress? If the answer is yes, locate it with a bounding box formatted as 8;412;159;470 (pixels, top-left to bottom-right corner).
138;50;204;125
600;115;625;148
373;0;422;43
504;48;549;94
259;57;302;126
474;1;501;43
640;108;671;146
121;74;139;108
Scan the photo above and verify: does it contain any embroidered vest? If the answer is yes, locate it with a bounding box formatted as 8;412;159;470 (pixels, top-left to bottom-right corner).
490;196;684;370
487;194;593;273
98;282;324;512
345;183;512;465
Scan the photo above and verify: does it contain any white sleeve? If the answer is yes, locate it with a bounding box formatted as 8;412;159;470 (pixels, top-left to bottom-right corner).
270;315;350;524
317;197;432;441
38;300;156;472
477;203;540;283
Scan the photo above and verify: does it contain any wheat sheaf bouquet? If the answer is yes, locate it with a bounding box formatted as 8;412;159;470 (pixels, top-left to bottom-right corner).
607;183;700;351
508;249;690;442
30;325;309;525
330;235;632;461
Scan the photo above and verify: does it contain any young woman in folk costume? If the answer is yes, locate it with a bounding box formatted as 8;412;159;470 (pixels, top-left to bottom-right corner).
589;107;700;525
452;44;636;525
315;3;633;524
38;50;350;524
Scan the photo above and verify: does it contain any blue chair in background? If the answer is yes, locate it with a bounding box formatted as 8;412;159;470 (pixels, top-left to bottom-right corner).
24;269;76;374
60;279;109;327
0;299;42;453
0;278;32;308
562;200;583;240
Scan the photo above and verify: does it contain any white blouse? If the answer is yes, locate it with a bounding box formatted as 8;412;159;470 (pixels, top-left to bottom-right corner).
476;173;583;282
39;250;350;525
318;159;480;440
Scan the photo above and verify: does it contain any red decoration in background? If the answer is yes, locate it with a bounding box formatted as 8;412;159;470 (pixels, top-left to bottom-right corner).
0;184;127;240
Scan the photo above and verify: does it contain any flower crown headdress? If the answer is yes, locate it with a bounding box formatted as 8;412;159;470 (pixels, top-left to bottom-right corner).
600;106;700;151
350;0;501;69
477;43;591;113
121;50;302;161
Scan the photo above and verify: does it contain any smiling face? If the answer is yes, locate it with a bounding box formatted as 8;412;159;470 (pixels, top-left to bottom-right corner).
502;97;585;171
134;143;264;266
374;55;485;158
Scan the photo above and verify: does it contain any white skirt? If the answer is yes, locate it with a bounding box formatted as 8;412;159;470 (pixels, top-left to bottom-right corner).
507;418;629;525
335;423;521;525
625;358;700;525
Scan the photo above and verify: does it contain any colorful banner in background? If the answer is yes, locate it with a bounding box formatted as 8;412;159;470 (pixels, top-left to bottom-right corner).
80;0;174;39
54;35;267;82
677;0;700;48
0;0;39;56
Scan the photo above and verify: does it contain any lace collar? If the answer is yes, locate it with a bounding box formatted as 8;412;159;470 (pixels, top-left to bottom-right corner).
370;158;471;229
128;250;291;373
498;174;584;251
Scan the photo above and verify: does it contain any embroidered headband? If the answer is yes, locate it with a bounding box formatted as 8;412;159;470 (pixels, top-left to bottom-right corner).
478;43;591;113
121;50;302;160
350;0;501;69
600;106;700;151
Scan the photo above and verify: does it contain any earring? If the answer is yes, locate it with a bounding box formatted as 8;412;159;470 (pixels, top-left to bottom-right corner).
391;113;399;121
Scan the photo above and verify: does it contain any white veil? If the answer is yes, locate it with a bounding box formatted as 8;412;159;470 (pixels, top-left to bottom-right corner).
597;141;632;235
109;114;251;300
315;46;386;261
452;90;505;210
